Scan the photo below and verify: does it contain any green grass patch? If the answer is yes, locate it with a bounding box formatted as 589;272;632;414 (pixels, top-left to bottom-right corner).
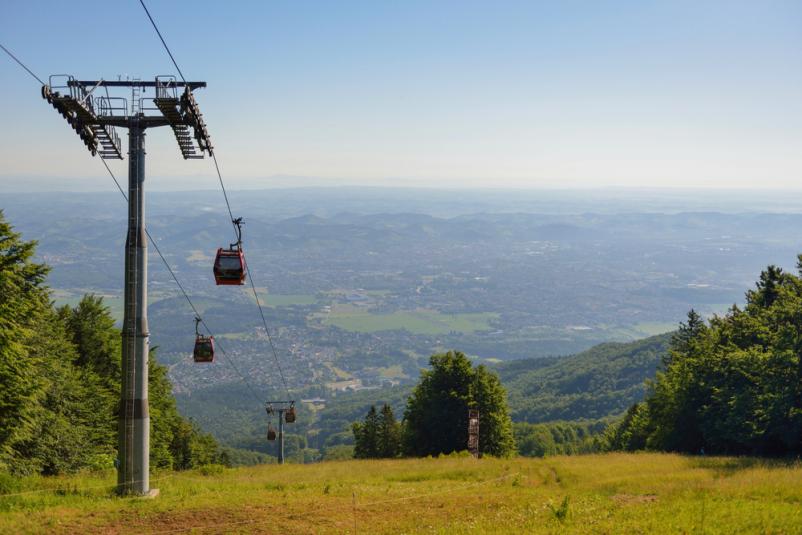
321;309;498;335
2;454;802;534
377;365;405;379
216;332;253;341
252;293;317;307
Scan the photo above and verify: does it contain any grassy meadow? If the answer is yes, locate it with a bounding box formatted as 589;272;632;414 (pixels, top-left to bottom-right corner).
1;453;801;534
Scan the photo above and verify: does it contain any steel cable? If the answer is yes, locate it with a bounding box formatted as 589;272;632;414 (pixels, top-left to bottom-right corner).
137;0;186;83
136;2;293;398
0;43;45;85
101;159;264;404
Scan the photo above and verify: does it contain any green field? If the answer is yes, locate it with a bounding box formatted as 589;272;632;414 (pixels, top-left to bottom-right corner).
251;292;317;307
321;309;499;335
2;454;801;534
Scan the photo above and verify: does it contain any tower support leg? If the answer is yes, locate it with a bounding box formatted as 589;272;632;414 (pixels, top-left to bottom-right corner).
118;124;150;495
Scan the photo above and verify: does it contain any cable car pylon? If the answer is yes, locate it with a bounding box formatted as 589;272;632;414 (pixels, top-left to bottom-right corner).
40;76;213;497
265;401;296;464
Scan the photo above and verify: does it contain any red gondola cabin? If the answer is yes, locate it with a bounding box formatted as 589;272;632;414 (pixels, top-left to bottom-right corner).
192;317;214;363
193;334;215;363
213;247;247;285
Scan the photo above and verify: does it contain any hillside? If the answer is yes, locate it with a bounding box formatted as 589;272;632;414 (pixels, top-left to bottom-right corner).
497;333;672;422
176;334;672;459
3;454;800;534
12;191;793;399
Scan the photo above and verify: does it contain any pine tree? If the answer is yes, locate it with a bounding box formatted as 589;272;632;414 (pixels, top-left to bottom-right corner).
59;295;120;456
0;211;49;470
666;309;705;366
377;404;401;458
352;405;381;458
60;295;121;390
19;309;116;474
0;212;224;474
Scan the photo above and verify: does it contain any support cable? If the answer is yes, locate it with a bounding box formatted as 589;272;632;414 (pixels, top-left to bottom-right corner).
3;34;271;454
137;0;186;83
212;153;238;241
137;3;293;398
212;153;290;397
100;159;264;404
1;43;266;406
245;260;291;397
0;42;45;85
136;0;238;244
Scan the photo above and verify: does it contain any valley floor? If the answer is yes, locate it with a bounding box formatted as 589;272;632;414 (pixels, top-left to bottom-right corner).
1;453;801;534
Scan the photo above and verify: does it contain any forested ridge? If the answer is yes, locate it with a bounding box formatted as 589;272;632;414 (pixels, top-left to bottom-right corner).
0;211;222;475
496;333;671;423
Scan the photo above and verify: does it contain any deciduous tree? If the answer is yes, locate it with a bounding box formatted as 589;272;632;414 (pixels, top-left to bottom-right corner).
403;350;515;457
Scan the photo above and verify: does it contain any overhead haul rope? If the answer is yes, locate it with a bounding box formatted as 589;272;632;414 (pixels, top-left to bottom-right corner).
137;0;186;84
138;0;293;398
101;160;264;404
0;43;45;85
0;42;264;405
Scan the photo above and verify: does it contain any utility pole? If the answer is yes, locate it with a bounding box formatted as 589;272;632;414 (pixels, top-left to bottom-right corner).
42;75;213;496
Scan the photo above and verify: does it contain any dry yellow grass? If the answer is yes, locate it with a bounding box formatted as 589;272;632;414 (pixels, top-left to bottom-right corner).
1;453;801;534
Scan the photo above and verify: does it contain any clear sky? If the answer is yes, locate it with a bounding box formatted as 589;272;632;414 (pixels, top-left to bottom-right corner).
1;0;800;190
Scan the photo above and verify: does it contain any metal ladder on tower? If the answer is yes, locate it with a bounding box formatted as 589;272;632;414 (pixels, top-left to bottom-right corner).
131;78;141;116
153;76;203;159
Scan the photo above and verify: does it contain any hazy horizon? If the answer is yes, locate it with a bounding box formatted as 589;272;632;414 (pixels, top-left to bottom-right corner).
8;184;802;218
6;175;802;193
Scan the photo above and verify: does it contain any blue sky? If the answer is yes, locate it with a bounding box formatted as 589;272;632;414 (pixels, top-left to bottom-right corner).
1;0;800;190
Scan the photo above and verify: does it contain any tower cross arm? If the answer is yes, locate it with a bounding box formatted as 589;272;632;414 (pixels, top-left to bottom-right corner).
96;116;173;128
69;80;206;89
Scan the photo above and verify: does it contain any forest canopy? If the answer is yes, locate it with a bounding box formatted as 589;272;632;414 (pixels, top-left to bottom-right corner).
0;211;222;475
609;261;802;455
